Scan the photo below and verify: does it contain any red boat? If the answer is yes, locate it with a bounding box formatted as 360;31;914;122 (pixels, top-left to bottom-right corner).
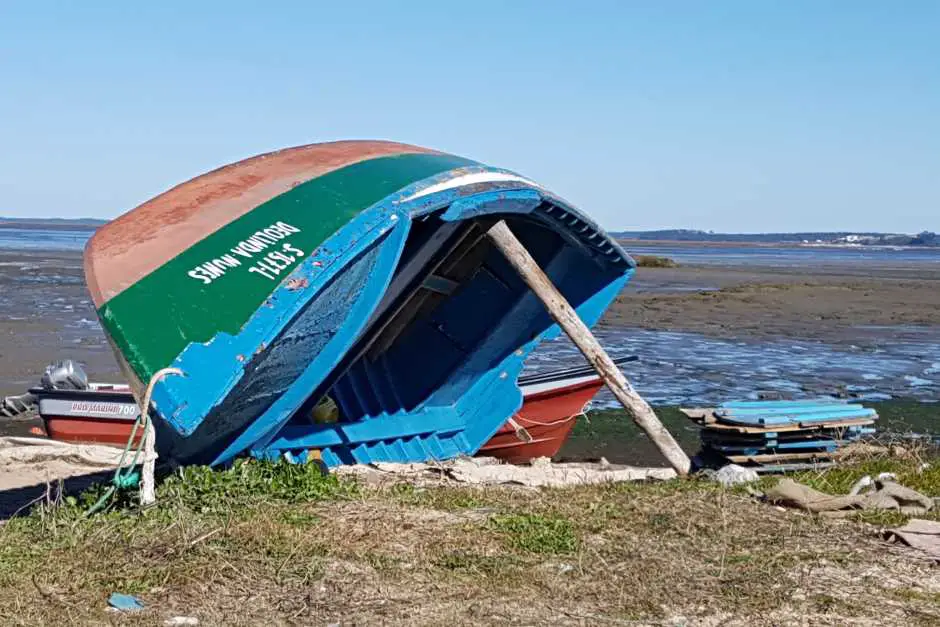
476;356;635;463
33;358;635;462
477;375;602;462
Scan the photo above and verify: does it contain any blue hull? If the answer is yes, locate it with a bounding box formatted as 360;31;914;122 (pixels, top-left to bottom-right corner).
146;162;634;467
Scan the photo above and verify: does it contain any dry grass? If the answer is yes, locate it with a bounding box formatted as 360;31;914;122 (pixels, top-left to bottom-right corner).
1;458;938;625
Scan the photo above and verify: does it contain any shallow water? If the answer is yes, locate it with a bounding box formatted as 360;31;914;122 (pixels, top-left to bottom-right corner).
525;326;940;407
2;231;939;407
0;228;92;252
625;243;940;268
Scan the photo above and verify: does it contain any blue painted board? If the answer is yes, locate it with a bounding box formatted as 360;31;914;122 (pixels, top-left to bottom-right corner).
716;404;868;417
701;426;876;442
706;439;843;454
717;409;877;427
720;399;848;409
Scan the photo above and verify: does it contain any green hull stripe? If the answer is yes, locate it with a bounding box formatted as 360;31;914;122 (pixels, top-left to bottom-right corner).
97;153;474;382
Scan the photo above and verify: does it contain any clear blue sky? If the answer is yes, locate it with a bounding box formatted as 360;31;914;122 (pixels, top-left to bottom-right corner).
1;1;937;232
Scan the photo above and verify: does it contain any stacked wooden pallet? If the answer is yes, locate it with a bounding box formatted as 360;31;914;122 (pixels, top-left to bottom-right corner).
682;400;878;473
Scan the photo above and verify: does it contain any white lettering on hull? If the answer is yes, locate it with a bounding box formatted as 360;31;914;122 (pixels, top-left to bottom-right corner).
187;222;304;284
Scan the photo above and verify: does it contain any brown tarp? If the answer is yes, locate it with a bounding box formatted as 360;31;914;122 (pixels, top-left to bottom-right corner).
884;519;940;561
765;478;934;517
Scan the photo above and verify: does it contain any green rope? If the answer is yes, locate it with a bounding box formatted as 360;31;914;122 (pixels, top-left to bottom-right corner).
83;368;184;516
84;411;149;516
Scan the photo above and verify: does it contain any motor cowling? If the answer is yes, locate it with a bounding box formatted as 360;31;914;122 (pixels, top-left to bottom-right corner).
41;360;89;391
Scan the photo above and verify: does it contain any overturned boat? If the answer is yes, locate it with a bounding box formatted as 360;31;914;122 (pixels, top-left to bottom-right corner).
85;141;635;467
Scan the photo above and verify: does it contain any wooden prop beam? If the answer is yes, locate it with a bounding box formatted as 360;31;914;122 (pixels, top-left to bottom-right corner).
486;220;691;475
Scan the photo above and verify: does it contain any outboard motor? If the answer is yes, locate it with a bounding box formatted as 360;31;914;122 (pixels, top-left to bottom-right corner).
41;360;89;391
0;392;37;418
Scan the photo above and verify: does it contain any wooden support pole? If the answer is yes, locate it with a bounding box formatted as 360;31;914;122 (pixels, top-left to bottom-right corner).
486;220;691;475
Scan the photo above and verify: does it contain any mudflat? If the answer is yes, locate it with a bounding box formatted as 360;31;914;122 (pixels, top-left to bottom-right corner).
605;262;940;346
0;249;120;396
1;246;940;395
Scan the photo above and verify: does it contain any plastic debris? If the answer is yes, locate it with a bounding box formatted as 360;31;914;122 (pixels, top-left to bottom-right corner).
712;464;760;487
848;475;874;496
108;593;144;612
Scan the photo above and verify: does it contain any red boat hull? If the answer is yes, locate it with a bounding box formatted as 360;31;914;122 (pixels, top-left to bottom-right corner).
477;377;604;463
34;385;143;448
43;416;143;447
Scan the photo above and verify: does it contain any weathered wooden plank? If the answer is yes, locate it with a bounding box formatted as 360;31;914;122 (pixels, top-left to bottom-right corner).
487;220;691;475
725;451;835;463
367;224;487;358
690;417;876;434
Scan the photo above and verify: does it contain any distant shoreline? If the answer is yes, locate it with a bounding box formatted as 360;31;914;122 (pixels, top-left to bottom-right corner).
2;220;937;247
616;238;940;251
613;229;939;248
0;219;103;232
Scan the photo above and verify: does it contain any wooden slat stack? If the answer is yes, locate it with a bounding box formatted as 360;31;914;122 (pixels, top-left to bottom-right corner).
682;399;878;473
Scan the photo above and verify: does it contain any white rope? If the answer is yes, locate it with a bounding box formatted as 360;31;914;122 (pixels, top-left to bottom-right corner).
509;401;593;430
511;414;578;429
138;368;183;506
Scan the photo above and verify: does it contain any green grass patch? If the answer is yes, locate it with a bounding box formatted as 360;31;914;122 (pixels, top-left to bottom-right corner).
165;458;359;510
0;459;358;596
865;399;940;437
487;513;579;555
390;483;489;510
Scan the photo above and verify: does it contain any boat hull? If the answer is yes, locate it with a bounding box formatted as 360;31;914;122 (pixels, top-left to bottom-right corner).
477;376;603;463
43;416;142;447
